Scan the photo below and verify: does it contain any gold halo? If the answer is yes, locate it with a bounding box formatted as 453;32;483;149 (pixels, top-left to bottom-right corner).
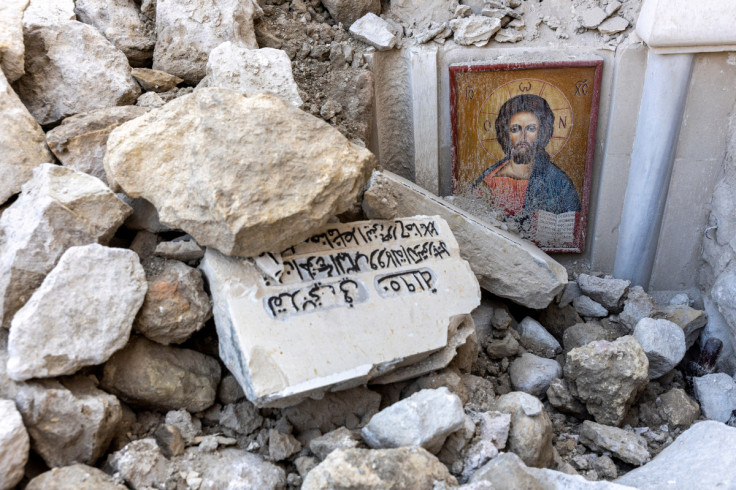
477;78;573;163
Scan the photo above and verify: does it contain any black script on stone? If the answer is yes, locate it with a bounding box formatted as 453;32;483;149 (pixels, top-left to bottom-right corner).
375;268;437;298
264;277;369;320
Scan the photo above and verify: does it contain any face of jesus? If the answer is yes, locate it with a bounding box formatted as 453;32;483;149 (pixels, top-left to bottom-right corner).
508;111;539;165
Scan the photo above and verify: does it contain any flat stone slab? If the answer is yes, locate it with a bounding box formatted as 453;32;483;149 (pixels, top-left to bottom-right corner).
200;215;480;407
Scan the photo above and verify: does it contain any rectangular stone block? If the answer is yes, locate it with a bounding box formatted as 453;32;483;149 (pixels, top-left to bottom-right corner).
200;216;480;407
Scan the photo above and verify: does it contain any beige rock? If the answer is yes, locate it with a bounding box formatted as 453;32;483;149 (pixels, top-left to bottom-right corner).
0;0;29;82
105;89;376;257
0;399;29;490
131;67;183;92
22;0;76;29
495;392;555;468
46;106;149;184
321;0;381;27
0;69;53;205
16;21;141;126
0;164;132;329
363;171;567;309
26;464;127;490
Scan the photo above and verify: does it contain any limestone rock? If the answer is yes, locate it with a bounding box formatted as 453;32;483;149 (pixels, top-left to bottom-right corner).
131;67;183;92
321;0;380;27
546;378;587;417
450;16;502;47
283;387;381;434
563;322;611;353
155;238;205;262
400;370;469;405
134;259;211;345
203;43;303;106
576;274;629;312
179;446;287;489
302;447;457;489
23;0;76;29
580;6;607;28
136;91;165;108
494;392;554;468
619;285;654;331
0;399;29;490
509;353;562;397
120;197;170;233
218;401;263;437
26;464;126;490
598;16;629;35
515;316;562;358
101;336;220;412
652;304;707;349
16;21;140;126
0;330;18;400
46;106;149;185
362;388;465;453
0;164;131;329
658;387;700;429
363;171;567;309
153;0;262;84
0;0;28;82
309;427;361;460
486;333;520;359
349;13;397;51
579;421;650;466
104;438;173;488
0;69;53;205
217;373;245;405
573;295;608;318
15;376;122;467
692;373;736;423
165;409;201;444
387;0;458;30
494;27;523;43
74;0;155;66
105;89;375;257
7;244;146;380
564;336;649;426
632;318;686;379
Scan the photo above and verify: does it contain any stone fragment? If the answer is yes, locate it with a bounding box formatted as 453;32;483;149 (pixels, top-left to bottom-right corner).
579;421;650;466
131;67;182;92
153;0;261;84
652;304;707;349
564;336;649;426
120;196;170;233
7;244;146;380
669;293;690;306
0;69;53;205
364;171;567;309
17;21;140;126
22;0;76;28
362;387;465;453
165;409;201;444
598;16;629;35
617;421;736;488
692;373;736;423
387;0;458;29
218;401;263;436
104;439;172;489
563;322;611;353
633;318;686;379
546;378;587;417
516;317;562;358
580;7;607;28
509;353;562;397
539;303;582;340
476;410;511;450
486;333;520;358
494;392;554;468
135;91;165;108
302;447;457;489
605;0;622;16
462;374;496;412
400;370;469;405
154;424;185;458
0;0;28;83
101;336;220;412
619;285;654;331
576;274;629;312
309;427;361;460
74;0;155;65
283;387;381;434
658;387;700;429
573;295;608;318
349;13;397;51
15;376;121;467
321;0;380;27
201;216;479;406
105;89;375;257
217;374;245;405
0;330;17;400
495;27;523;43
155;238;205;262
0;399;29;490
0;164;131;329
559;281;582;308
712;268;736;334
46;106;148;184
450;16;502;46
26;464;126;490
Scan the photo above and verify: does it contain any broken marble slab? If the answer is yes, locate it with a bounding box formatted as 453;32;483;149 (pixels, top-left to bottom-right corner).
200;215;480;407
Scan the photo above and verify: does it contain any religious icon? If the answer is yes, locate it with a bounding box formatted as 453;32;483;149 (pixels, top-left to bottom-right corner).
450;61;602;253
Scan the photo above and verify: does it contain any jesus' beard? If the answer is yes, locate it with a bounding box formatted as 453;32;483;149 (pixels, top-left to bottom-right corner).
511;143;535;165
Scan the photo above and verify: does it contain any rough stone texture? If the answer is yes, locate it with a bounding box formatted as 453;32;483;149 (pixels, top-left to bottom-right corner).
105;89;375;257
203;43;303;107
598;16;629;35
0;69;53;205
564;336;649;426
509;353;562;397
559;281;582;308
165;409;201;444
217;401;263;437
302;446;457;489
401;370;469;405
462;374;496;412
349;13;397;51
0;164;131;329
23;0;76;28
563;322;611;353
0;399;29;490
658;387;700;428
101;335;220;412
617;421;736;489
134;259;211;345
309;427;361;460
16;20;141;126
217;373;245;405
153;0;261;84
515;317;562;358
546;377;587;417
120;197;170;233
450;16;502;47
619;286;654;331
0;0;28;82
0;330;17;400
692;373;736;423
46;106;149;185
632;318;686;379
653;304;708;349
104;438;173;488
74;0;155;66
7;244;146;380
361;387;465;454
15;376;121;467
269;429;302;461
283;387;381;434
495;27;523;43
321;0;380;27
26;464;126;489
576;274;630;312
131;67;183;92
494;392;554;468
573;295;609;318
580;6;607;28
155;238;205;262
363;171;567;309
386;0;458;30
579;421;650;466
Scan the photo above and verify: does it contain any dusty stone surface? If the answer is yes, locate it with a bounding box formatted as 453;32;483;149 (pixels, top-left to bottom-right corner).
134;259;211;345
131;67;183;92
0;330;17;400
0;0;28;82
653;304;707;349
0;69;53;205
573;295;609;318
515;316;562;358
0;164;131;329
576;274;630;312
0;399;29;490
202;43;303;106
598;16;629;35
155;238;205;262
26;464;126;489
633;318;686;379
101;336;220;412
658;388;700;428
619;286;654;331
692;373;736;423
152;0;261;84
105;89;375;257
15;376;121;467
321;0;380;27
579;421;650;466
546;377;587;417
74;0;155;65
580;6;607;28
450;16;502;46
268;429;302;461
349;13;397;51
23;0;76;29
563;322;612;353
165;409;201;445
7;244;146;381
486;333;520;359
302;446;457;489
386;0;458;30
16;20;140;126
217;401;263;437
282;387;381;434
46;106;149;185
509;353;562;397
494;391;554;468
309;427;361;460
564;336;649;426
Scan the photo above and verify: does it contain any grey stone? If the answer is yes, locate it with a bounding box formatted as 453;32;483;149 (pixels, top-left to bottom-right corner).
361;387;465;453
559;281;582;308
580;7;607;28
712;264;736;334
509;353;562;397
22;0;76;29
653;304;707;349
386;0;458;29
476;410;511;450
321;0;380;27
269;429;302;461
494;27;523;43
0;330;17;400
401;370;469;405
579;421;650;466
633;318;686;379
494;392;554;468
0;398;29;490
283;387;381;434
669;293;690;306
516;317;562;358
135;91;165;108
154;424;185;458
131;67;183;92
436;413;475;468
309;427;361;460
349;13;397;51
462;373;496;412
0;0;28;82
563;322;611;353
617;421;736;489
658;387;700;429
564;336;649;426
539;303;583;340
155;238;205;262
218;401;263;436
470;300;494;343
576;274;630;312
598;16;629;35
692;373;736;422
120;197;170;233
546;378;587;417
101;336;220;412
104;438;175;488
486;333;519;359
450;16;502;46
217;373;245;405
573;296;609;318
619;286;654;331
26;464;126;489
